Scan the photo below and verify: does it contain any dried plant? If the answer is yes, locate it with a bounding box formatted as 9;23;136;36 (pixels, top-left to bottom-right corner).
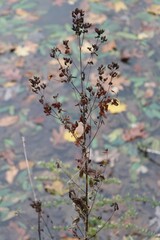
29;8;120;240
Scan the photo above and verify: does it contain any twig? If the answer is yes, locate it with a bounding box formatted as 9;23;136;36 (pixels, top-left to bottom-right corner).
22;136;37;202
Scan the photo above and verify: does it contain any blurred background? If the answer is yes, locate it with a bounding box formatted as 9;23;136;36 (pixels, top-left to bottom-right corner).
0;0;160;239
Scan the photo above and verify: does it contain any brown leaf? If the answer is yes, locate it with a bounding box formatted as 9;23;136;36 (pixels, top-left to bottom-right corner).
123;123;147;142
15;8;39;21
50;125;65;146
9;222;29;239
6;166;18;184
3;68;21;81
0;115;19;127
86;12;106;24
18;161;34;170
102;41;117;53
0;149;15;165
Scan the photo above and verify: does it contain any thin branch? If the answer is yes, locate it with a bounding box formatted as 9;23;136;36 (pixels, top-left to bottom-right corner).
22;136;37;202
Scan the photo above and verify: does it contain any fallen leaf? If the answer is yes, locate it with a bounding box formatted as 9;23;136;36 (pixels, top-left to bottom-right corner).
123;123;147;142
6;166;18;184
137;32;150;40
3;68;21;81
15;46;30;56
136;165;148;174
0;42;15;54
0;115;19;127
25;41;38;53
9;222;29;239
144;88;154;98
45;180;66;195
102;41;117;53
0;149;15;165
15;8;39;21
86;12;106;24
18;161;34;170
108;102;127;114
63;130;75;142
147;5;160;16
114;1;127;12
3;81;17;87
51;125;65;145
53;0;65;6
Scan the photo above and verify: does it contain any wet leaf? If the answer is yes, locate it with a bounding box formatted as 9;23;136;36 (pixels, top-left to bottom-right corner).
45;180;66;195
15;8;39;21
86;12;106;24
123;123;147;142
147;5;160;16
108;128;123;142
0;149;15;165
108;102;127;114
0;115;19;127
63;130;75;142
9;222;29;239
5;165;18;184
15;42;38;56
137;32;150;40
18;160;34;170
113;1;127;12
101;40;117;53
53;0;65;7
15;46;30;56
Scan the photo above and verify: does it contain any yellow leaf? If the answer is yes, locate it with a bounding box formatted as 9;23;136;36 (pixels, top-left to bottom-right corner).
147;5;160;15
137;32;149;40
108;102;127;114
63;130;76;142
3;81;16;87
45;180;66;195
114;1;127;12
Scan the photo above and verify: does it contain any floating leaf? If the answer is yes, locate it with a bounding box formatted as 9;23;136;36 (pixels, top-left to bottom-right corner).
15;8;39;21
63;130;75;142
114;1;127;12
0;115;19;127
147;5;160;16
108;102;127;114
86;12;106;24
0;149;15;165
5;165;18;184
45;180;66;195
108;128;123;142
123;123;147;142
18;160;34;170
15;46;30;56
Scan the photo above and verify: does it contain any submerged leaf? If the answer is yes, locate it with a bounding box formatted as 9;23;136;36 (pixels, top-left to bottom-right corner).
147;5;160;16
0;115;19;127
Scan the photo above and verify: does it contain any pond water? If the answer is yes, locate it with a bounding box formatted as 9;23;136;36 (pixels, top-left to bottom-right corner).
0;0;160;239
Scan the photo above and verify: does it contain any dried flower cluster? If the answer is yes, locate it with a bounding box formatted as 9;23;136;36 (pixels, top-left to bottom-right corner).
29;8;119;240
